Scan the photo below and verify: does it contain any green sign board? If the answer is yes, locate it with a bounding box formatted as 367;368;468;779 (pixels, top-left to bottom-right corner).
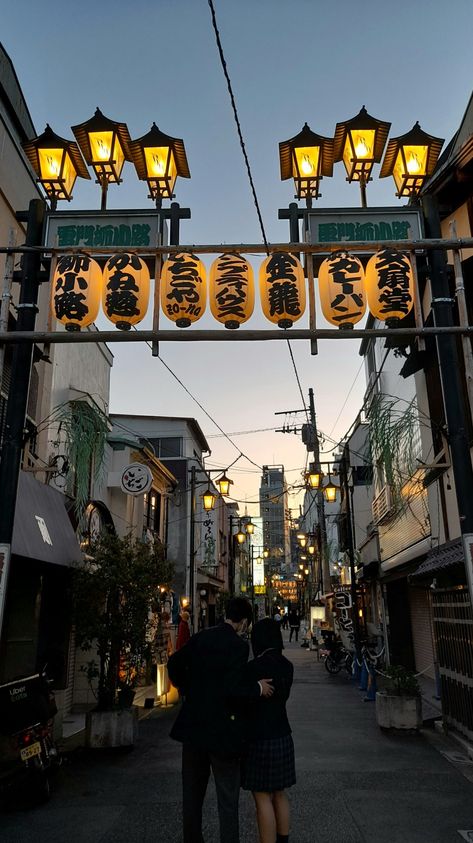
44;211;161;253
309;207;423;249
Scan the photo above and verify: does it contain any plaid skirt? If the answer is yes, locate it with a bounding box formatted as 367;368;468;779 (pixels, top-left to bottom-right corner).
241;734;296;792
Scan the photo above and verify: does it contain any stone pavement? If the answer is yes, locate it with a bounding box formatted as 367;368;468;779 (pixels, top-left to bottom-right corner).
2;637;473;842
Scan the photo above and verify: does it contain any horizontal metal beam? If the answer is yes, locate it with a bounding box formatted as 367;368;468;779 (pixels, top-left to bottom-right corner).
1;326;473;344
1;238;473;256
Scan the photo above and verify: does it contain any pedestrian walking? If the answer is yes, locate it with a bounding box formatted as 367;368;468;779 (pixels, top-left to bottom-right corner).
281;613;289;631
167;597;274;843
176;610;191;650
242;618;295;843
288;610;300;642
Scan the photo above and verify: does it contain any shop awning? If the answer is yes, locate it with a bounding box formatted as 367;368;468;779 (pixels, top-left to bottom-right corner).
412;537;464;578
12;471;83;567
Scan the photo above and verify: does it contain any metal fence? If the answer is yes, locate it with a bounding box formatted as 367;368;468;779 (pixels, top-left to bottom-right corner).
432;587;473;741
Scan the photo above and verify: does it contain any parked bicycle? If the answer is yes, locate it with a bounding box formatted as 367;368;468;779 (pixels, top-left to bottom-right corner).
323;641;354;675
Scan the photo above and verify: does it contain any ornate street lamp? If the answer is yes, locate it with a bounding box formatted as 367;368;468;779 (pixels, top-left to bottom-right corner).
263;548;269;559
71;108;132;210
245;519;255;535
279;123;334;206
201;486;217;512
333;106;391;207
299;535;307;549
324;474;338;504
22;124;90;210
217;472;233;497
379;121;444;198
306;462;323;490
129;122;190;205
235;529;246;545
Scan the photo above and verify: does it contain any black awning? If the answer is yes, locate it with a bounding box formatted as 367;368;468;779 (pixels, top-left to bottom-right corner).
412;537;463;578
12;471;83;567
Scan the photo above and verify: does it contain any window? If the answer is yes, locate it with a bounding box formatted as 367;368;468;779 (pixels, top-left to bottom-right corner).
149;437;183;458
143;490;161;535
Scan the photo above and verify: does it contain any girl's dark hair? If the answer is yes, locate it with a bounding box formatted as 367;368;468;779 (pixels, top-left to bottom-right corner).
251;618;284;656
225;597;253;624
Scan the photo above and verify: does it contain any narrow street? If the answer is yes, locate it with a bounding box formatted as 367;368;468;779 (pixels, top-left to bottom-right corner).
2;637;473;842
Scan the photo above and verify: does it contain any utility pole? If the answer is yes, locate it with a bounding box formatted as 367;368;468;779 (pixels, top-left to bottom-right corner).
189;465;196;633
0;199;46;656
308;388;331;595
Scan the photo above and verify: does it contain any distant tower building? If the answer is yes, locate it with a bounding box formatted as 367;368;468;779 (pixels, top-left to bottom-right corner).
259;465;290;572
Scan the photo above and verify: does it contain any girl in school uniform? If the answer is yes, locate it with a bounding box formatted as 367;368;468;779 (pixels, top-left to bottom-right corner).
242;618;296;843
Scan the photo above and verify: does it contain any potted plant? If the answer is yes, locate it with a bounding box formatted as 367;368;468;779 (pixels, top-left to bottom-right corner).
73;531;173;747
376;664;422;730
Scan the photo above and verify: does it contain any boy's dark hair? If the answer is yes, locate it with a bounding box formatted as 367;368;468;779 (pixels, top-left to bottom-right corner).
251;618;284;656
225;597;253;624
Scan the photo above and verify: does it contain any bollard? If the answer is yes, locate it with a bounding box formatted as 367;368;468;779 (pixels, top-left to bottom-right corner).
359;659;368;691
364;664;377;701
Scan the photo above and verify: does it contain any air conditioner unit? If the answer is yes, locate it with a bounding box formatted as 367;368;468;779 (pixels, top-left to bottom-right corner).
372;485;393;524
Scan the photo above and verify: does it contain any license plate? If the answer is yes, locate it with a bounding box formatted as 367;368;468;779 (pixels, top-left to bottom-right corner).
20;742;41;761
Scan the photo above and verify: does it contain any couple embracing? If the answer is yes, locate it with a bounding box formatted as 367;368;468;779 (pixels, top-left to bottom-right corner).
168;597;295;843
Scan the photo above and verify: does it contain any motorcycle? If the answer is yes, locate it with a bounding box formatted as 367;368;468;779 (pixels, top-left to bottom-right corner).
0;671;60;804
323;642;353;675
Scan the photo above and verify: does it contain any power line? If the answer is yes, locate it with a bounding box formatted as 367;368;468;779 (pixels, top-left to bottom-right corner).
207;0;269;252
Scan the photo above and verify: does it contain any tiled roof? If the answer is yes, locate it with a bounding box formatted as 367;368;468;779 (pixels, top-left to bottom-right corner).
413;537;463;577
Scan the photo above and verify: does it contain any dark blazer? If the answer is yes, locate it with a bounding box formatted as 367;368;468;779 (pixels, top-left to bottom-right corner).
245;650;293;741
168;622;261;756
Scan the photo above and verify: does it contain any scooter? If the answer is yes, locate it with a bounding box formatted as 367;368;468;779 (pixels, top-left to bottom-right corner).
0;671;60;804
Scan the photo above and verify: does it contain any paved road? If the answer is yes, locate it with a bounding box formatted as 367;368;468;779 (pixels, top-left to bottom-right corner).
2;637;473;842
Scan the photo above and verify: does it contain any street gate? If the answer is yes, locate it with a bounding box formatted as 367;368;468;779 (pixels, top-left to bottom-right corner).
432;587;473;741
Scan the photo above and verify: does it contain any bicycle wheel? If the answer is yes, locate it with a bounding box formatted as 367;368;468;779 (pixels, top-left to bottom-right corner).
324;655;342;674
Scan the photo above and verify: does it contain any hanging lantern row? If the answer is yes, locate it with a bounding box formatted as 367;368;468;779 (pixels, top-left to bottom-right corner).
52;249;414;332
52;253;150;331
319;248;414;328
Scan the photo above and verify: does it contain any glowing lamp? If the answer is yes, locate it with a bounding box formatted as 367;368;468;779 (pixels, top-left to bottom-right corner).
379;122;444;198
306;463;323;489
201;487;217;512
236;530;246;545
72;108;132;208
22;124;90;207
263;548;269;559
279;123;334;201
333;106;391;185
324;480;338;503
299;536;307;548
245;520;255;535
217;472;233;497
129;123;190;201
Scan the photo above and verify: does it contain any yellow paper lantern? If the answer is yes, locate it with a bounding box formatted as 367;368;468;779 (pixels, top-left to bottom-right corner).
52;255;102;331
209;253;254;329
161;252;207;327
318;251;366;329
365;248;414;325
102;253;150;330
259;252;306;328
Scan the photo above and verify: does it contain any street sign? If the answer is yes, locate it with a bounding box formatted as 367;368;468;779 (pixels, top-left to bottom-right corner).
308;206;423;252
44;210;161;254
120;463;153;496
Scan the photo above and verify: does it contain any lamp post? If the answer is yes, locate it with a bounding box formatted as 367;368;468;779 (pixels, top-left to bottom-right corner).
22;125;90;211
189;465;236;630
333;106;391;207
72;108;132;211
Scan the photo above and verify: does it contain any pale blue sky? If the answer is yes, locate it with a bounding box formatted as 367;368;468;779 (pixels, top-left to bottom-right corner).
3;0;473;513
